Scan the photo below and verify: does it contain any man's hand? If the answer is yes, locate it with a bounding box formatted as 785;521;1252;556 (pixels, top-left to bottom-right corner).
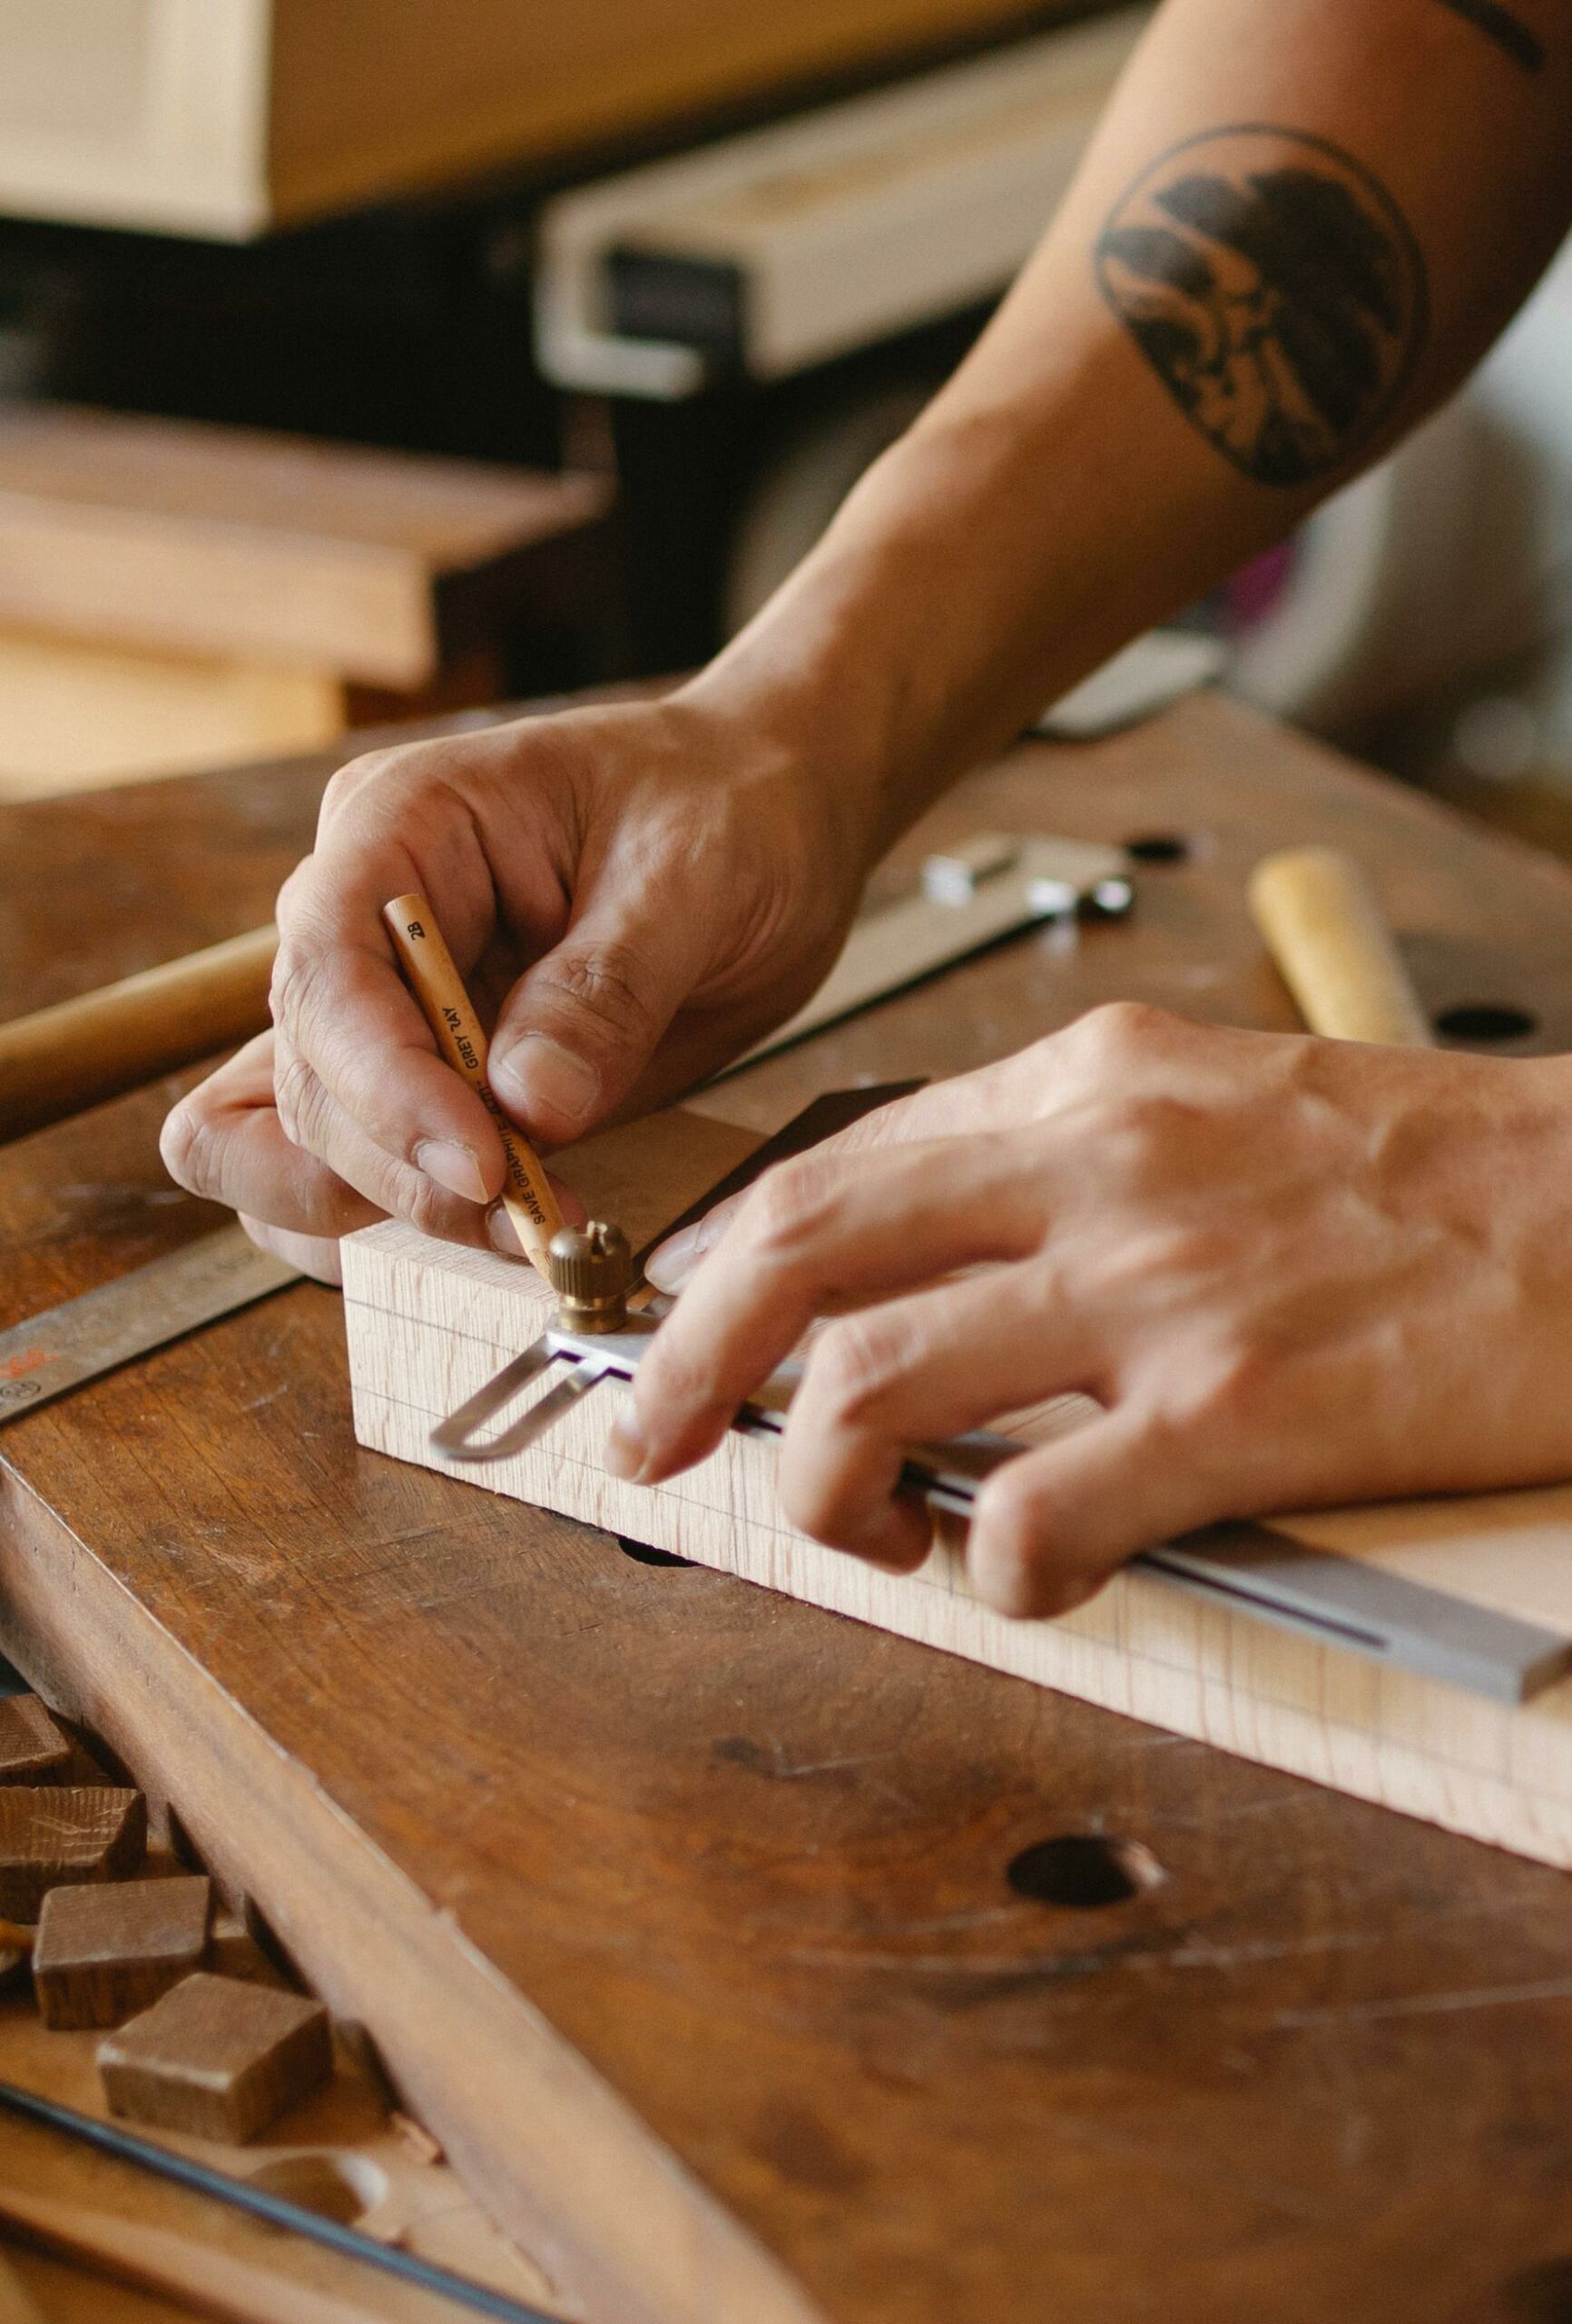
616;1006;1572;1617
161;692;873;1281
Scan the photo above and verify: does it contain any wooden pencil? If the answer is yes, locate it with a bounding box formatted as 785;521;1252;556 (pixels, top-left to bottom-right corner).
382;893;564;1272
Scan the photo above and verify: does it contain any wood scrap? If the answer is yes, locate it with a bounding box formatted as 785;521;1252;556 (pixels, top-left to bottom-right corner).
99;1974;331;2142
0;1790;145;1921
34;1876;211;2031
0;1700;70;1788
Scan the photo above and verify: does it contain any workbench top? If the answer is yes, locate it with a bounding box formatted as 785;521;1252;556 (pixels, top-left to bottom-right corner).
5;693;1572;2324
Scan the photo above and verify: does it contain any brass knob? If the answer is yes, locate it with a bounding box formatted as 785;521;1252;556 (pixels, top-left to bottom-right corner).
545;1221;632;1334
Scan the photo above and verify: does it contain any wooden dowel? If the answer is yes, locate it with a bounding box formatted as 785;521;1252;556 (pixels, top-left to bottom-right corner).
0;924;277;1147
1248;845;1435;1048
382;893;564;1270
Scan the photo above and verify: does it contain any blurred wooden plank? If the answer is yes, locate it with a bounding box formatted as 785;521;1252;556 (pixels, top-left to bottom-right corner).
0;0;1110;238
0;409;611;690
0;635;343;803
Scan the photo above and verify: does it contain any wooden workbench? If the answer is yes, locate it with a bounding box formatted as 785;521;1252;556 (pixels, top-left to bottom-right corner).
5;692;1572;2324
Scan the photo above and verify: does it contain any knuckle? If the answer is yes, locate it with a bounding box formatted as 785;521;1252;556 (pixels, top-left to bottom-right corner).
318;746;401;827
1069;999;1175;1065
269;945;337;1049
271;1047;327;1153
535;940;657;1043
810;1313;909;1424
741;1157;840;1265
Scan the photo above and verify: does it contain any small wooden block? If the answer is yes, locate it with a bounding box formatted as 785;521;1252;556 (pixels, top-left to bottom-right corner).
0;1788;145;1921
0;1698;70;1787
34;1874;211;2030
98;1971;331;2142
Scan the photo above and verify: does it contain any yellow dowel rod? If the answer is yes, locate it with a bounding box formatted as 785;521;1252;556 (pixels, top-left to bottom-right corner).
1248;846;1435;1048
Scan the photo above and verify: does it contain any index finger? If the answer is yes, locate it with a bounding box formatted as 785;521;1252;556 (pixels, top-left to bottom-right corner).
612;1137;1041;1486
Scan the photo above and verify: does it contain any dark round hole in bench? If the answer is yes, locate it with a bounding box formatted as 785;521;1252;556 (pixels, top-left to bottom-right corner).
1433;1001;1538;1044
1007;1832;1164;1909
1123;832;1191;864
617;1536;694;1569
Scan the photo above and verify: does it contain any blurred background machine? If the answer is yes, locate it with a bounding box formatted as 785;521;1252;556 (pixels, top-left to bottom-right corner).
0;0;1569;817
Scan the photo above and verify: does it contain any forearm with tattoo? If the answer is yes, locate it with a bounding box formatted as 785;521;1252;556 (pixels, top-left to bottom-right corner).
1095;128;1428;487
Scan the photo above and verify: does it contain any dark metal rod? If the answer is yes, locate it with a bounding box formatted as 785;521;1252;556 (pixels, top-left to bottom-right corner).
0;2079;558;2324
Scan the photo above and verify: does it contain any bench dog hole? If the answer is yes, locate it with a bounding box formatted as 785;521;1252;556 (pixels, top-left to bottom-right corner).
1123;832;1192;864
617;1536;694;1569
1007;1833;1164;1909
1433;1000;1538;1044
243;2153;386;2225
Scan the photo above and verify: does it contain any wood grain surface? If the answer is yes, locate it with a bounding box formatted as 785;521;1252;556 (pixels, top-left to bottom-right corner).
6;694;1572;2324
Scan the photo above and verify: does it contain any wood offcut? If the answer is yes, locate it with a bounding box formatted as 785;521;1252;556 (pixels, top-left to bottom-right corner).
34;1874;211;2031
0;1699;70;1789
99;1972;331;2142
0;1791;145;1922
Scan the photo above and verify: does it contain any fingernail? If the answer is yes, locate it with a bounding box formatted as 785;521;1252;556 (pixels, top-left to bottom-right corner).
486;1205;525;1258
416;1139;489;1205
494;1036;600;1129
604;1406;649;1482
644;1218;711;1293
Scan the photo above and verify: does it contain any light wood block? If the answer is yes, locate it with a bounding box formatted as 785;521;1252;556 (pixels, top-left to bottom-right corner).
346;1105;1572;1876
34;1875;211;2030
98;1972;331;2142
0;1789;145;1922
0;0;1095;239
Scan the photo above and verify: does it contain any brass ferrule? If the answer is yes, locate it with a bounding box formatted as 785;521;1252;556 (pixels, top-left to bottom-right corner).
545;1220;632;1334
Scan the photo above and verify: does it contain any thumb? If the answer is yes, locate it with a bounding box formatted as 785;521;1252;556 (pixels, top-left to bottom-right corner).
968;1403;1214;1620
487;904;702;1145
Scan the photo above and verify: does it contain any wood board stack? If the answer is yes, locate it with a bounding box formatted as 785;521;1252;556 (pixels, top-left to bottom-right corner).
347;1103;1572;1875
0;405;612;801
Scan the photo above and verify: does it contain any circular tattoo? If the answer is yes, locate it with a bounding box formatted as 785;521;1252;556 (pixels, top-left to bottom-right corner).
1095;127;1428;489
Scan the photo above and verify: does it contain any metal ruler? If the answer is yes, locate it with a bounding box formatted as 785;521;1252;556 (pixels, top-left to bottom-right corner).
0;1226;300;1428
729;832;1133;1073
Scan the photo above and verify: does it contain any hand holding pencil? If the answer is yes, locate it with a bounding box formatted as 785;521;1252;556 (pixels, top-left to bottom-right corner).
382;893;565;1274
